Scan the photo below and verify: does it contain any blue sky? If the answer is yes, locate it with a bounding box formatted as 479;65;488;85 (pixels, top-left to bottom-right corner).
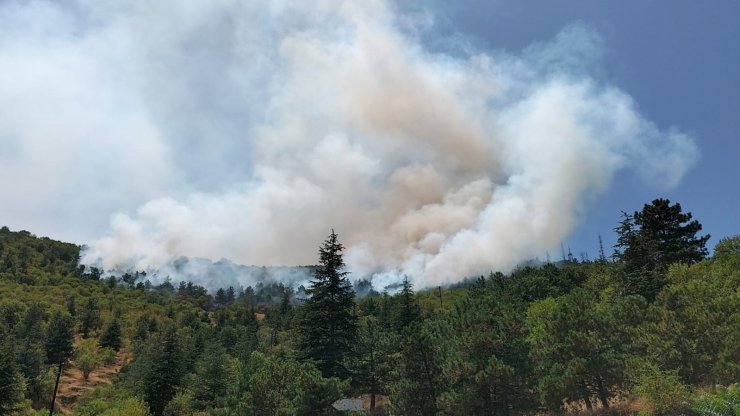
442;0;740;257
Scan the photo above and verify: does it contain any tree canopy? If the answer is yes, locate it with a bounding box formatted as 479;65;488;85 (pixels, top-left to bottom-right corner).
614;198;709;299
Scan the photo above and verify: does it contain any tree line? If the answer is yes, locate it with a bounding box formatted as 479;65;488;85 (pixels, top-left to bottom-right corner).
0;198;738;415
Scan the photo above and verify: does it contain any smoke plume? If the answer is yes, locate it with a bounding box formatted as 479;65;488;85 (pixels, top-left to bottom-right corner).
0;1;697;288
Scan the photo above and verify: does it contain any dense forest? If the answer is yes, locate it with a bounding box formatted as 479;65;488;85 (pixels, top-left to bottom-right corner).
0;198;738;415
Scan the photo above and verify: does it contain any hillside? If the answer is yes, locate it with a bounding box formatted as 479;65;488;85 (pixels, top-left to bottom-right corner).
0;223;738;415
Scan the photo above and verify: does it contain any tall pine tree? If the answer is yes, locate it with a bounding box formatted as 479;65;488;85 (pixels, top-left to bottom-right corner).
80;296;102;338
0;323;26;414
46;311;74;416
393;275;420;332
140;326;182;416
614;199;709;299
298;230;357;379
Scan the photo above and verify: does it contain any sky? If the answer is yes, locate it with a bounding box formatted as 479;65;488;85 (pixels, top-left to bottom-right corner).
440;0;740;258
0;0;737;287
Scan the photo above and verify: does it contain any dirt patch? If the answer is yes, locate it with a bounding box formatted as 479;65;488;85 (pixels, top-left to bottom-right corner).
53;348;130;414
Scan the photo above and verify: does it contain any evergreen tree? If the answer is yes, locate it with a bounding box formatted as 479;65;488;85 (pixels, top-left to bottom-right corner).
393;275;421;332
80;296;102;338
643;249;740;384
226;286;236;303
298;230;357;379
66;296;77;317
215;288;227;306
526;287;645;410
346;316;399;411
46;311;74;366
46;311;74;416
100;319;122;352
0;323;26;414
443;288;535;414
189;342;233;409
18;303;46;401
614;199;710;300
276;287;294;330
244;352;346;416
392;320;447;415
140;326;182;416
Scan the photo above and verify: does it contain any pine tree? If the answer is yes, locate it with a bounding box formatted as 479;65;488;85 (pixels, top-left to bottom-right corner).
226;286;236;303
190;342;232;409
141;326;182;416
18;303;46;401
443;288;535;413
100;319;122;352
46;311;74;416
0;324;26;414
66;296;76;317
346;317;399;411
298;230;357;379
215;288;227;306
80;296;102;338
46;311;74;366
393;276;420;332
392;321;446;415
614;199;709;300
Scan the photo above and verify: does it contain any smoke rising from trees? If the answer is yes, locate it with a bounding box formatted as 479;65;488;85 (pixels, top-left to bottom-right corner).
0;1;697;288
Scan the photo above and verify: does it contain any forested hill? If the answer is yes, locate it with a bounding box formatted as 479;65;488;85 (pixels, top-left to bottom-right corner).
0;226;80;283
1;198;739;415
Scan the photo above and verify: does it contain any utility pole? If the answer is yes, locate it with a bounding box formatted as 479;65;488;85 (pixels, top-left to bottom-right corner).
49;361;63;416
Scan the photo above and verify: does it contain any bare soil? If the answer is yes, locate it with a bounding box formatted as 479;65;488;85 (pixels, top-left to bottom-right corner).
54;348;130;414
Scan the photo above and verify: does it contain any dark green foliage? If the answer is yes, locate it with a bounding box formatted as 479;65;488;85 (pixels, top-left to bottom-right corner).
492;263;588;302
215;288;228;306
0;322;26;413
346;316;400;410
442;281;535;414
642;249;740;385
177;281;212;310
392;320;448;416
188;342;234;409
243;352;346;416
276;287;293;330
80;296;102;338
66;295;77;317
393;275;420;331
298;230;357;379
133;315;154;348
614;199;710;300
527;285;647;410
46;310;74;365
17;303;47;401
137;327;182;415
100;319;122;352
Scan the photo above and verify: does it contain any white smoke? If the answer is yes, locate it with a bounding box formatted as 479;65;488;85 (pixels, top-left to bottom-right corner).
0;1;697;288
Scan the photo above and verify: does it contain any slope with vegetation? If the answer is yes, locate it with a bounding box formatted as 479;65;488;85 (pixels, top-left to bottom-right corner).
0;198;738;415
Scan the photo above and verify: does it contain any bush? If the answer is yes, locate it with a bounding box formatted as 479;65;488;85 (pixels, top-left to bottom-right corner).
163;392;194;416
628;360;694;413
100;347;117;366
76;338;102;381
693;384;740;416
76;397;150;416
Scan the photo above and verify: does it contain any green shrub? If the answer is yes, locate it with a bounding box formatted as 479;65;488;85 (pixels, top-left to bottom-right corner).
693;384;740;416
628;359;694;413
